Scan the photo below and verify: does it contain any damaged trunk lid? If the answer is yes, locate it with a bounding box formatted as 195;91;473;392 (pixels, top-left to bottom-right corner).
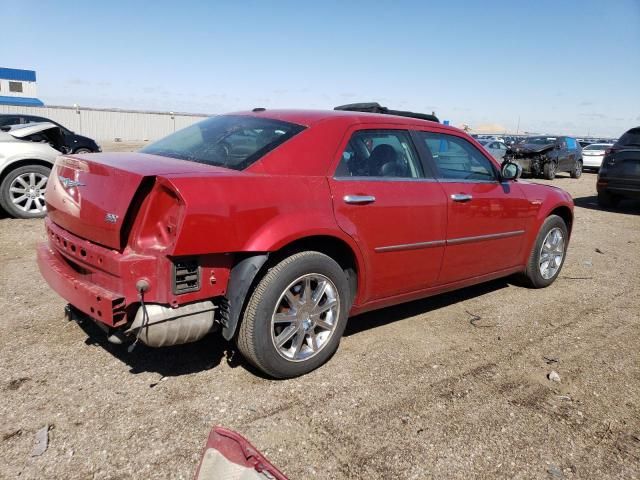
46;152;231;250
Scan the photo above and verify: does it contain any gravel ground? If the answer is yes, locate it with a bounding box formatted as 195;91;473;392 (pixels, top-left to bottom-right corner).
0;160;639;479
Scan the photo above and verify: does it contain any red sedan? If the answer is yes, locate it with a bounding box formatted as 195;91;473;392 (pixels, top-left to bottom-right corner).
37;109;573;378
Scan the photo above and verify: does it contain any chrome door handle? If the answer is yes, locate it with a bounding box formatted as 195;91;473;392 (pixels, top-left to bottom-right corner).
344;194;376;205
451;193;473;202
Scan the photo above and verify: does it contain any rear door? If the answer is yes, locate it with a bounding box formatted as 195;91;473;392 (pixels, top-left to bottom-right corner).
413;130;531;285
328;126;448;302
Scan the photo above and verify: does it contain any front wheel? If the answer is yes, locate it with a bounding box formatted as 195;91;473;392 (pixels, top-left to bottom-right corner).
570;159;583;178
543;161;557;180
73;147;93;154
0;165;51;219
523;215;568;288
237;251;350;378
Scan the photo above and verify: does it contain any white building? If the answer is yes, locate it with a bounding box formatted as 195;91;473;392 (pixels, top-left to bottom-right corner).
0;67;43;107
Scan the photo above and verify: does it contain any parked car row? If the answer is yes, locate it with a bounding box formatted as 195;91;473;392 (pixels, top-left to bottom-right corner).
0;114;100;219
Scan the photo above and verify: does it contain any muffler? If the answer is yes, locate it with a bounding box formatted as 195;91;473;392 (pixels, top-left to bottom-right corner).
127;301;216;347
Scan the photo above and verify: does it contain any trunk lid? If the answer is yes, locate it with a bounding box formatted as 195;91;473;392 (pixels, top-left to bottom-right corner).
46;152;233;250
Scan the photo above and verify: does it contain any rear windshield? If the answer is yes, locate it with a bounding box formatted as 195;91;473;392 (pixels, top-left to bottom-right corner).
526;137;556;145
140;115;305;170
617;128;640;147
583;144;611;150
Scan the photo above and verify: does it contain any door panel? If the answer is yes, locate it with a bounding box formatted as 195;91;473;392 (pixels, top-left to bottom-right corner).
330;179;448;301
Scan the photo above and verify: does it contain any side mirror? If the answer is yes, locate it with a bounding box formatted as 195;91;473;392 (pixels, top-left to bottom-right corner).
501;161;521;181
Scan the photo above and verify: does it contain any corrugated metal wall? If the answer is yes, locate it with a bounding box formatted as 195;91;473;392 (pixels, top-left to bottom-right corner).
0;105;209;142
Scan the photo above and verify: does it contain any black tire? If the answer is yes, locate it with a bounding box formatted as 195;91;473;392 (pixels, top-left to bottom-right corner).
523;215;568;288
543;161;557;180
73;148;93;154
237;251;350;379
570;159;583;179
0;164;51;219
597;190;620;208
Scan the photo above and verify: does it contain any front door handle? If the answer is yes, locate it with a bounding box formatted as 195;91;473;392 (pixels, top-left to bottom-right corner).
344;194;376;205
451;193;473;202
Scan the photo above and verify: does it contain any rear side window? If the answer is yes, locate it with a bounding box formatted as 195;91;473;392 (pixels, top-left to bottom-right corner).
566;138;577;150
335;130;424;179
417;132;498;181
618;128;640;147
140;115;305;171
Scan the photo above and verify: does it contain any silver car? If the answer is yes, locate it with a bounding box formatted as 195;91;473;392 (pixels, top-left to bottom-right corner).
582;143;613;171
0;122;66;219
478;139;508;160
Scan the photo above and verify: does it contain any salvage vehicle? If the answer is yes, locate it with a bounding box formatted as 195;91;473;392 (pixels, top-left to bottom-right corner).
0;122;68;218
0;114;101;154
504;136;583;180
597;127;640;207
478;139;508;160
37;109;574;378
582;143;613;171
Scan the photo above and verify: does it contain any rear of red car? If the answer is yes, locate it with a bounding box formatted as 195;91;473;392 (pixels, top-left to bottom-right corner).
37;114;306;346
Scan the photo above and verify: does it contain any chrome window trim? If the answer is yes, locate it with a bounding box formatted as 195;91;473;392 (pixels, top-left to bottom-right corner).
375;230;525;253
332;176;438;183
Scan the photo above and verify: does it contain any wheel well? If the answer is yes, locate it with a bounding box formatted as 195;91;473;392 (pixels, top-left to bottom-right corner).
0;159;53;187
550;206;573;234
268;235;359;305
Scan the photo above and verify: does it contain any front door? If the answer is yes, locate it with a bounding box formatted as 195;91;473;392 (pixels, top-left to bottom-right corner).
328;127;448;302
413;130;531;285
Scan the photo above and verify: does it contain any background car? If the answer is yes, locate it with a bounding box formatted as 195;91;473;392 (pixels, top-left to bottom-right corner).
0;114;100;153
581;143;613;171
597;127;640;207
505;135;583;179
478;139;508;160
0;122;63;218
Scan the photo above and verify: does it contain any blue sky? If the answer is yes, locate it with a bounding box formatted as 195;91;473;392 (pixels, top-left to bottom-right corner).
2;0;639;136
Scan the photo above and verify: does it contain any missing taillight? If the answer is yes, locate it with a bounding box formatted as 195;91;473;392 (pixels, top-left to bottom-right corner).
172;259;201;294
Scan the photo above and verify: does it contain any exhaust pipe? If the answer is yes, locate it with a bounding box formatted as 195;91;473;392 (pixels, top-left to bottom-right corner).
127;301;216;347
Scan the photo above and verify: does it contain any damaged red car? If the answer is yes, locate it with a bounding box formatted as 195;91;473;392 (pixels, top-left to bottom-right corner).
37;108;574;378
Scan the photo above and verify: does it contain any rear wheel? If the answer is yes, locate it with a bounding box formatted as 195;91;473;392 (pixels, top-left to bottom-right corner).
0;165;51;219
543;161;557;180
570;159;583;178
237;251;350;378
74;147;93;154
597;190;620;208
523;215;568;288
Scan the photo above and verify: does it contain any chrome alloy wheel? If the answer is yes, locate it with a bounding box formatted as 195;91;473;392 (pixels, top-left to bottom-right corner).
539;227;565;279
9;172;48;214
270;273;340;362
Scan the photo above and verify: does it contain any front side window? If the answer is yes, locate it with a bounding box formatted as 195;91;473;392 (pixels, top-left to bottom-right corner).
140;115;305;171
335;130;423;179
9;82;23;93
417;132;498;181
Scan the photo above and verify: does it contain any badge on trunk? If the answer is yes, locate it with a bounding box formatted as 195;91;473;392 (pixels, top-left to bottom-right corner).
105;213;118;224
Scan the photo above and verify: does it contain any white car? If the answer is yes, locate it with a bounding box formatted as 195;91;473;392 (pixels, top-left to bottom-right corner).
0;122;67;219
582;143;613;171
478;139;508;160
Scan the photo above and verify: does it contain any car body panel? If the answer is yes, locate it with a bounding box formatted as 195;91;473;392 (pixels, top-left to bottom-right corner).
0;124;61;176
37;110;574;342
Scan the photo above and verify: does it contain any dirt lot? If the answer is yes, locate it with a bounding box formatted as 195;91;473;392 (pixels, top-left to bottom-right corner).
1;162;639;479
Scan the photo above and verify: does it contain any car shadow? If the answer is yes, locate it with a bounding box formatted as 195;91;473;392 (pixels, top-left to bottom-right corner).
573;195;640;215
75;278;513;379
344;278;511;337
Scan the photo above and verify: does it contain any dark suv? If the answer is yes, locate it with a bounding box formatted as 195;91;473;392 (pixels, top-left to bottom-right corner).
597;127;640;207
0;114;100;153
505;136;583;180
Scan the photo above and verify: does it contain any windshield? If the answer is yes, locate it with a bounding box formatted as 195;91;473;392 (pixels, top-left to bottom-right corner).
525;136;556;145
140;115;305;170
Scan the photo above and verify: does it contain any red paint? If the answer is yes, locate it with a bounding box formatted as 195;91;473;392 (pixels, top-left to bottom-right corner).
37;110;573;330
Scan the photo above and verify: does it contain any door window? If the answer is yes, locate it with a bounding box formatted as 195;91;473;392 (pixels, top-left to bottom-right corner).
417;132;498;181
335;130;424;179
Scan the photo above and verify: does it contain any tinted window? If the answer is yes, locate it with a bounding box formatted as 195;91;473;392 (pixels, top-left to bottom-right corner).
618;128;640;147
417;132;497;181
0;116;22;127
335;130;423;179
140;115;305;171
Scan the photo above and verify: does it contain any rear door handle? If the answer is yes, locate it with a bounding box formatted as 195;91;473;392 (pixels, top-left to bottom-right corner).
344;194;376;205
451;193;473;202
